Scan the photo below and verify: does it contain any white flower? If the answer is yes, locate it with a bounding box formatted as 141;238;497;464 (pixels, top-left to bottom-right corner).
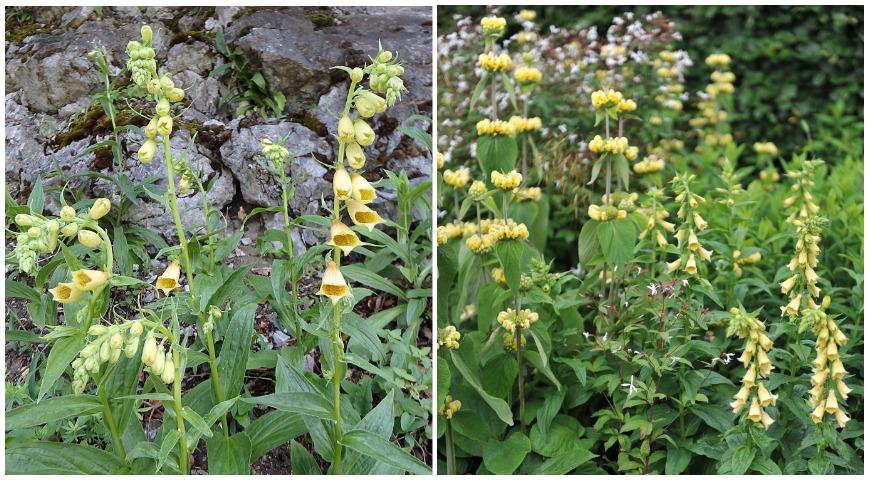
582;331;592;341
682;279;689;286
602;332;608;342
621;375;638;396
669;356;680;366
647;283;657;295
723;352;735;364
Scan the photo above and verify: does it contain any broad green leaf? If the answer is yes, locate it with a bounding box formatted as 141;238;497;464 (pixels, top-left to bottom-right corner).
158;429;181;472
482;431;531;475
247;410;307;461
241;392;333;420
341;264;407;300
290;440;320;474
731;444;756;475
38;333;86;401
218;302;256;399
665;444;692;474
533;443;596;474
596;218;636;266
477;135;518;176
5;441;127;474
6;280;41;302
495;239;523;293
6;394;101;430
206;432;252;474
339;429;431;475
436;357;451;407
449;350;514;426
27;176;44;215
578;220;601;266
690;404;734;433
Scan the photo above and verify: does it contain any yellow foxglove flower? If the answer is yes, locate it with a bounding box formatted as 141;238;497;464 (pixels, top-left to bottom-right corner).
738;348;753;367
757;382;777;407
156;260;181;295
144;117;159;139
338;115;355;143
684;254;697;275
824;390;839;414
318;261;351;303
89;198;111;220
327;220;361;256
138;139;157;163
333;167;353;200
142;335;157;365
151;348;165;375
830;358;847;380
346;141;366;169
353;118;375;146
760;409;775;429
161;355;175;384
73;269;111;292
758;333;773;351
835;408;850;428
687;230;699;250
666;258;682;273
78;230;102;248
346;199;382;231
810;402;825;424
350;173;376;203
747;397;762;422
825;340;838;361
741;365;756;385
810;367;828;386
780;274;797;294
167;87;184;103
49;282;84;303
784;294;801;317
836;380;851;399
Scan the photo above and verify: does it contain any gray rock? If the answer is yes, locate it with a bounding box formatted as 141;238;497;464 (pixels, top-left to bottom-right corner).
219;121;332;208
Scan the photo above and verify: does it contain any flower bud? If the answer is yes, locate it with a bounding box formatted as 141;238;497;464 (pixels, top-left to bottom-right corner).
141;25;153;44
167;87;184;103
81;345;96;358
159;75;174;91
151;347;165;375
378;50;393;62
110;347;121;364
88;325;108;336
60;205;76;221
89;198;111;220
129;321;143;337
147;79;161;94
100;340;111;362
110;332;123;349
161;355;175;384
144;117;159;139
61;223;79;237
333;167;353;200
338;115;355;143
350;67;364;83
156;115;173;136
354;90;387;118
353;119;375;146
78;230;102;249
138;139;157;163
124;339;139;358
142;335;157;365
156;98;171;116
345;142;366;169
14;214;35;227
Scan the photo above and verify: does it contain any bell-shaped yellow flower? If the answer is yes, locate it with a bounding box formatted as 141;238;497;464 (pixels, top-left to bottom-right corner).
760;409;775;429
138;139;157;163
747;397;762;422
346;199;382;231
825;340;838;361
156;115;173;136
161;354;175;384
338;115;355;143
346;142;366;169
155;260;181;295
684;254;697;275
836;380;851;400
687;230;700;251
318;261;351;303
327;220;361;256
810;402;825;424
824;390;839;414
811;367;828;386
49;282;84;303
812;348;827;370
354;90;386;118
333;167;353;200
350;173;376;203
353;118;375;146
72;269;112;292
738;348;753;368
756;349;773;375
830;358;847;380
89;198;111;220
757;382;777;407
757;333;773;351
784;294;801;316
78;230;102;248
741;365;756;385
666;258;682;274
779;274;797;294
834;408;850;428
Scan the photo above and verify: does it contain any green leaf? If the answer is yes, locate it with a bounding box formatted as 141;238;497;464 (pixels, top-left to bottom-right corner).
449;350;514;426
533;443;596;474
483;431;531;475
6;280;41;302
5;394;102;430
731;444;756;475
596;218;636;265
39;333;86;401
206;432;252;474
613;154;630;189
690;404;734;433
341;264;407;300
666;444;692;474
290;440;320;474
467;71;489;115
218;302;256;399
27;176;44;215
339;429;431;475
241;392;333;420
577;220;601;266
477;135;518;175
5;441;127;474
436;357;451;408
750;456;783;474
495;239;523;293
181;406;213;438
246;410;307;461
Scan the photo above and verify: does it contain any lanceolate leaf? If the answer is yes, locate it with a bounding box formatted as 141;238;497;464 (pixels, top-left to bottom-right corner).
5;441;127;474
449;350;514;426
339;429;431;475
38;333;86;401
6;394;102;430
206;432;252;474
217;302;256;400
241;392;334;420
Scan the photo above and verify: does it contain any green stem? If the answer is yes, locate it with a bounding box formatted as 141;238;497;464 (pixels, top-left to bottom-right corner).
515;296;526;435
279;169;302;342
445;420;456;474
331;296;344;473
171;347;190;475
162;134;228;434
98;383;126;461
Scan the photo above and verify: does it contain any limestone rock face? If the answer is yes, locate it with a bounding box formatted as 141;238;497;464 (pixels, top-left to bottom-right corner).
5;6;432;242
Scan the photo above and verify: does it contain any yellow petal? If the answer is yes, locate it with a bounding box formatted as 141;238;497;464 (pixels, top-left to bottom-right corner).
327;220;361;256
317;261;351;303
72;269;112;292
49;282;84;303
346;199;382;231
156;260;182;296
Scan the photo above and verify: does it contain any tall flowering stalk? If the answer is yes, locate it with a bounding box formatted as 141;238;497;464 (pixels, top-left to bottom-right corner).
318;48;405;473
806;296;851;428
727;307;777;429
667;173;711;276
127;24;229;441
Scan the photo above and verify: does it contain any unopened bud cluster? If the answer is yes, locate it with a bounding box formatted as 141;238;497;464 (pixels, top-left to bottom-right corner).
783;159;822;225
476;118;515;136
141;331;176;385
508;116;542;133
443;167;471;188
439;395;462;420
497;308;539;333
668;174;710;276
367;49;407;107
71;320;145;392
491;170;522;190
438;326;461;350
807;296;850;428
780;217;825;317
